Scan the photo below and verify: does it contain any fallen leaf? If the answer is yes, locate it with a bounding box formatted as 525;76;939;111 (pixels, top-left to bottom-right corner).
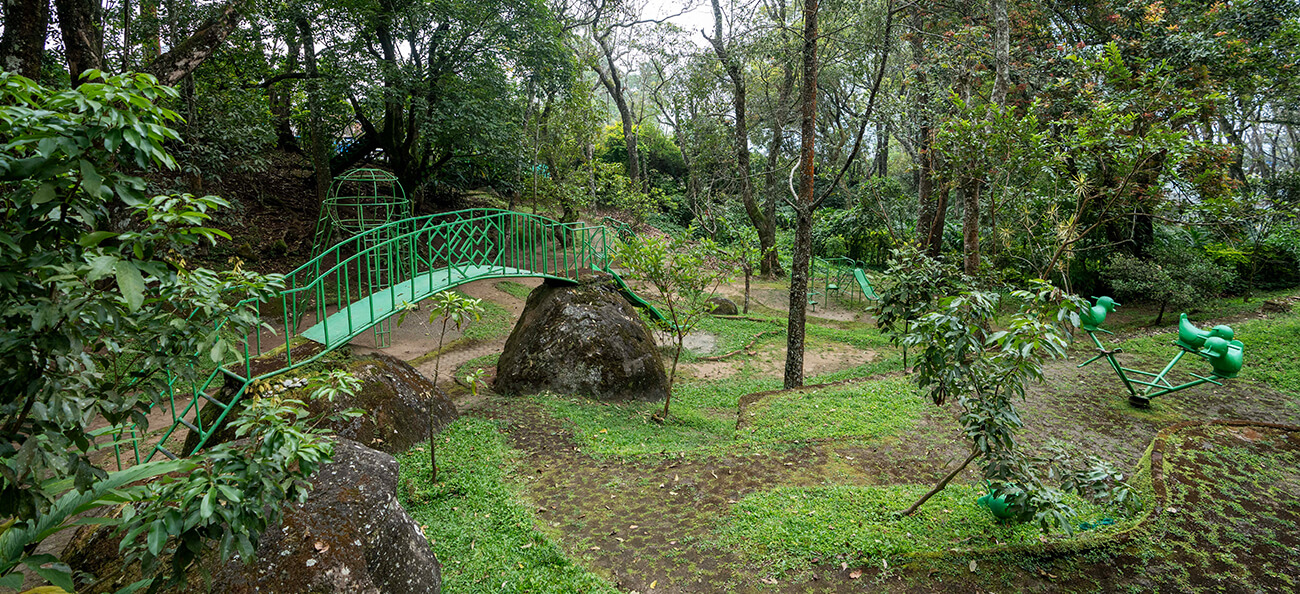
760;577;778;585
849;570;862;579
649;580;657;589
969;560;977;573
520;543;533;549
314;541;329;552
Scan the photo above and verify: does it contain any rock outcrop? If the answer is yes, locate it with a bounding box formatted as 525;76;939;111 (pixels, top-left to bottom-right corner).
213;439;441;593
63;440;440;593
495;275;668;401
705;296;739;316
185;351;457;456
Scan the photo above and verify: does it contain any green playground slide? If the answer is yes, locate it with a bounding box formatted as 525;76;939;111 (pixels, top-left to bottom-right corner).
853;268;880;301
608;268;668;322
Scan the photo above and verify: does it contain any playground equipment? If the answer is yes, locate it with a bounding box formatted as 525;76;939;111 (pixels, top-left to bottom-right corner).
1077;297;1245;407
601;215;636;242
810;257;879;310
114;209;661;467
309;169;415;347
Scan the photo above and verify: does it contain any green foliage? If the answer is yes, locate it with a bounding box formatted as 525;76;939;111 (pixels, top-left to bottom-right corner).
0;71;360;589
904;281;1135;531
1104;243;1237;324
590;160;668;227
615;231;734;418
115;371;361;588
869;245;959;353
397;419;618;593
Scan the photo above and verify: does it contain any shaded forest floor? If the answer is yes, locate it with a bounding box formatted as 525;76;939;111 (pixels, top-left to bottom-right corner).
190;183;1300;591
314;268;1300;593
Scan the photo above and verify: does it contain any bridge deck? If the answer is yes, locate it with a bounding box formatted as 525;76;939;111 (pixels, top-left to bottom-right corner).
301;264;541;345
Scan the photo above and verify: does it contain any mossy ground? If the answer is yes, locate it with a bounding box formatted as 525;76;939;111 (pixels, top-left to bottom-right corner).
385;280;1300;593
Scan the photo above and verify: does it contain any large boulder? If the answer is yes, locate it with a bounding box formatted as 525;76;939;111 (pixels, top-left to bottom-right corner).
495;275;668;401
212;439;441;593
705;296;739;316
185;351;457;456
62;440;440;593
321;352;458;454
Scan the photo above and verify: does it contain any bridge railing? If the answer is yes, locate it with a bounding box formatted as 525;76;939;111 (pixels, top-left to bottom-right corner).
123;209;612;466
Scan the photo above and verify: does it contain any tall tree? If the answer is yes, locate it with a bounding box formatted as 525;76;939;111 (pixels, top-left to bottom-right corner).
784;0;820;389
705;0;769;276
0;0;48;78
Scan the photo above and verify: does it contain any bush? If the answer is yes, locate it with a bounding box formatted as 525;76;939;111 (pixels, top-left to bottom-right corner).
1103;243;1236;325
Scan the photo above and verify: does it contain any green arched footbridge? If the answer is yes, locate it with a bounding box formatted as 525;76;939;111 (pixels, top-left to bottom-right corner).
120;209;661;465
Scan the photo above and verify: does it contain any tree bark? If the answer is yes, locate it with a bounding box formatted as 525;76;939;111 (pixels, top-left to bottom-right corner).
961;179;981;274
592;32;640;187
991;0;1009;107
784;0;819;390
53;0;103;84
297;18;331;202
271;31;301;151
902;449;979;515
0;0;49;79
759;0;796;279
144;0;249;86
709;0;777;279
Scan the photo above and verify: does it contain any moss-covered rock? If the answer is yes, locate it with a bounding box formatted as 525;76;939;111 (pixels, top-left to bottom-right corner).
495;275;667;401
184;350;456;456
63;440;442;593
706;296;739;316
212;439;441;593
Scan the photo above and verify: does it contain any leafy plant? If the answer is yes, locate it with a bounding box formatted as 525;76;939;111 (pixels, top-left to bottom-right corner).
868;244;959;367
425;292;484;479
0;70;313;589
615;231;734;421
1103;242;1237;325
900;281;1136;531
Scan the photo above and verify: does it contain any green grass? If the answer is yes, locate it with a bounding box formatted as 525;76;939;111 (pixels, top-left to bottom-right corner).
535;374;922;458
397;419;618;593
717;483;1137;575
536;377;776;457
461;293;515;342
495;280;534;301
739;377;924;443
455;352;501;379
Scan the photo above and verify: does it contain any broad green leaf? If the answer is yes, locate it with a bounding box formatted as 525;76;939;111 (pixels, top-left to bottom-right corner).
114;260;145;311
78;231;117;248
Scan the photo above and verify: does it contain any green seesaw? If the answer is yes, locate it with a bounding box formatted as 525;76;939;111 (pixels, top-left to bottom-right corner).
1077;296;1245;407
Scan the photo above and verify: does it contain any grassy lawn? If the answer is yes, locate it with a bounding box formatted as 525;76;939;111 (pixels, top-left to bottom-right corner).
397;419;618;593
717;483;1141;576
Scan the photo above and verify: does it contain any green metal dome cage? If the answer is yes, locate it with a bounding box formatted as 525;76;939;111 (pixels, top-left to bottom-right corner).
310;168;414;347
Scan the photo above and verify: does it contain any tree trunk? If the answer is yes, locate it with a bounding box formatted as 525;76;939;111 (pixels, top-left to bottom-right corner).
0;0;49;79
53;0;103;84
271;32;301;151
961;179;981;274
709;0;773;280
297;18;331;202
759;0;796;279
902;449;979;516
784;0;819;390
593;33;640;187
873;121;890;177
991;0;1009;106
144;0;249;85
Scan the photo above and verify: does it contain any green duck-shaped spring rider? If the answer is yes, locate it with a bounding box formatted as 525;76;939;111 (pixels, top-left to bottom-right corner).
1200;336;1245;378
1080;296;1120;331
1176;313;1235;351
